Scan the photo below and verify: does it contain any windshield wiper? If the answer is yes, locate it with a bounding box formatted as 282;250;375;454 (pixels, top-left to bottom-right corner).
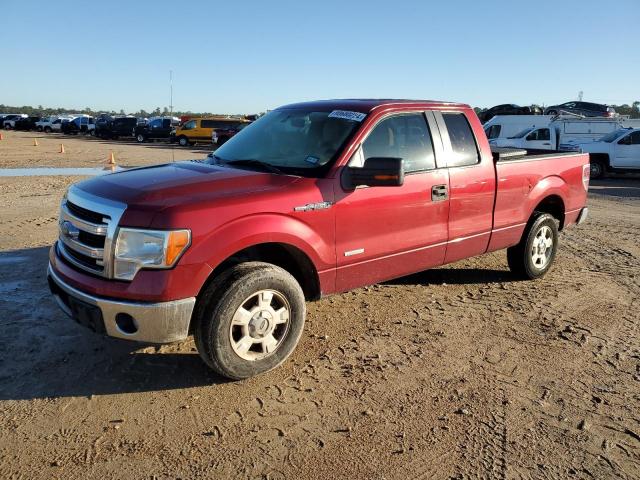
224;159;284;174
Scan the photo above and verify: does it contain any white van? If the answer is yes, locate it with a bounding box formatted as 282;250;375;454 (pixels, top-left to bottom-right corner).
492;118;624;151
483;115;552;143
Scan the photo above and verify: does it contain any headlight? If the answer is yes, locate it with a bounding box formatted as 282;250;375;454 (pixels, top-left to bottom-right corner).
113;228;191;280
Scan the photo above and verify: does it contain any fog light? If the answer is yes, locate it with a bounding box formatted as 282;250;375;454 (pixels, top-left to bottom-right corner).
115;313;138;334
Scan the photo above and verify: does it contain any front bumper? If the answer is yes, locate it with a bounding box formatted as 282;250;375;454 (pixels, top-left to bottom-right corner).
48;263;195;344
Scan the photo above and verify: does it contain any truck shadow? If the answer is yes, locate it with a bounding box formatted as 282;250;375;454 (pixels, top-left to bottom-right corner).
384;266;517;286
0;247;229;402
589;178;640;199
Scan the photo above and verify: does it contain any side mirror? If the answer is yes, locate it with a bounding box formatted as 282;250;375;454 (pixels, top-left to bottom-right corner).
345;157;404;189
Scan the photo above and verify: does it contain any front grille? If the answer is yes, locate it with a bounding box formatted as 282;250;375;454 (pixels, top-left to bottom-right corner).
67;201;109;224
57;189;124;278
58;242;105;273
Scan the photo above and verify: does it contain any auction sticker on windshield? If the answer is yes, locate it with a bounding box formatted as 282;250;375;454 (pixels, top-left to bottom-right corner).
328;110;367;122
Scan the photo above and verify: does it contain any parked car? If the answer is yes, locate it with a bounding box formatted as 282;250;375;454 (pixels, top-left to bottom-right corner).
211;118;251;146
61;116;96;135
95;116;138;139
13;116;41;131
38;116;71;133
47;98;589;380
544;101;616;118
491;118;623;151
579;128;640;178
173;117;251;146
478;104;541;123
134;116;179;142
3;114;28;129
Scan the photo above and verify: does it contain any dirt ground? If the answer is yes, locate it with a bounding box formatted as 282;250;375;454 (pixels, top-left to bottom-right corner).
0;131;639;479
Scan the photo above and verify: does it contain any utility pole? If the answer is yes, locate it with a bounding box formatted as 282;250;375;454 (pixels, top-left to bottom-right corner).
578;90;583;101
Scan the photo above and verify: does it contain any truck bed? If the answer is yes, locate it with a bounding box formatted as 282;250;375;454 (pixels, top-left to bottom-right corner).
487;147;589;253
491;147;585;163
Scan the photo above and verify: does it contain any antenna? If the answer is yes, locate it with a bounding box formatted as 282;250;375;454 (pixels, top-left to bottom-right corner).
578;91;583;101
170;70;175;163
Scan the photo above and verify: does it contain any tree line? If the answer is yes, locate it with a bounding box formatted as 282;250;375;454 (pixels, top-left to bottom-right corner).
0;104;252;118
2;102;639;119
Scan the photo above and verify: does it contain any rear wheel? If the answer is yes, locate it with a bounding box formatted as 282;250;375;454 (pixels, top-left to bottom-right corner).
507;213;558;280
590;160;605;179
194;262;306;380
44;126;52;133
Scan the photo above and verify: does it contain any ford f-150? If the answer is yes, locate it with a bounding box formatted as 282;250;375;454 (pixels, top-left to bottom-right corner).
48;99;590;379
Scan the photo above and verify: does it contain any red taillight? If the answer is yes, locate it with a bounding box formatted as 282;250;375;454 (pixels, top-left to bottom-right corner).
582;164;590;190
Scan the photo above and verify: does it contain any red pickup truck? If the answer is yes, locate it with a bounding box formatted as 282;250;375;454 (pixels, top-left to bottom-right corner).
48;99;590;379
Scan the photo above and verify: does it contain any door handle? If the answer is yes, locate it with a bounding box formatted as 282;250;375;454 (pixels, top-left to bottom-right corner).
431;184;448;201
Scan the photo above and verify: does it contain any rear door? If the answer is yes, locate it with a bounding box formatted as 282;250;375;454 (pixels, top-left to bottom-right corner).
433;110;496;264
614;131;640;168
334;111;450;291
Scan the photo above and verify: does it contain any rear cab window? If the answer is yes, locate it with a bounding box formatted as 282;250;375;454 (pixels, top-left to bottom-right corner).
441;112;480;167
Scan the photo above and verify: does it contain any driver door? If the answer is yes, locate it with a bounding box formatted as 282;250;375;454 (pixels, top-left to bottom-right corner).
334;111;450;292
614;131;640;168
523;127;552;149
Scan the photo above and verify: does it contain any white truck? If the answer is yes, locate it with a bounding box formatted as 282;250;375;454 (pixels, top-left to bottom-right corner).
36;115;74;133
491;118;623;152
579;128;640;178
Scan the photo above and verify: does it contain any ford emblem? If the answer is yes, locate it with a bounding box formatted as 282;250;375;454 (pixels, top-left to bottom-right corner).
61;221;80;239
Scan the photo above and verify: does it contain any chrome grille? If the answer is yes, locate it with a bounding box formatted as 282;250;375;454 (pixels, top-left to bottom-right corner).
57;186;126;278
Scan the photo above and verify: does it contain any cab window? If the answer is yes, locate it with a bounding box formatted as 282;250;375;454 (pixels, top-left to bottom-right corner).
182;120;197;130
485;124;501;139
149;119;162;128
354;113;436;173
526;128;550;141
442;112;479;167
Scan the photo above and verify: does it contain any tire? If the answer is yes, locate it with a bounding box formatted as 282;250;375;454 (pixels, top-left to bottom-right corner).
507;213;559;280
36;126;43;132
44;126;52;133
89;129;95;137
178;136;189;147
590;160;605;179
136;133;145;143
194;262;306;380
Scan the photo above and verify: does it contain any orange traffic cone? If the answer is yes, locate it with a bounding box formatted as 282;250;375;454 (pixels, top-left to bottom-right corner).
0;132;3;140
59;143;65;153
33;138;38;146
108;151;116;165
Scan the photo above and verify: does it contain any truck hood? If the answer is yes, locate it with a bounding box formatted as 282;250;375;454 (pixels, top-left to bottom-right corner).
75;161;300;212
578;142;608;153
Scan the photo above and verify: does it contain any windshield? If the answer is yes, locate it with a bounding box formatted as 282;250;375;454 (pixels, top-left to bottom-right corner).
599;129;629;143
509;128;534;139
206;109;364;176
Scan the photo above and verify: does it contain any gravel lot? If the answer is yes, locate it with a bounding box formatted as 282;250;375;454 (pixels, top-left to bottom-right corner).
1;131;639;479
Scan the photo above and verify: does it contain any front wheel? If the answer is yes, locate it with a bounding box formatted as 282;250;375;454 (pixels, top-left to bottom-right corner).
507;213;558;280
194;262;306;380
136;133;145;143
178;136;190;147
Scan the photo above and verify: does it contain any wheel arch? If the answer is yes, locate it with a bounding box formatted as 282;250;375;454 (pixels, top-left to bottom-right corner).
202;242;322;302
532;194;566;230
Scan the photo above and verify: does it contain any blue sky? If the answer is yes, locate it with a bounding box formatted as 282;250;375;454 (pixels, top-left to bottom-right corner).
2;0;638;113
